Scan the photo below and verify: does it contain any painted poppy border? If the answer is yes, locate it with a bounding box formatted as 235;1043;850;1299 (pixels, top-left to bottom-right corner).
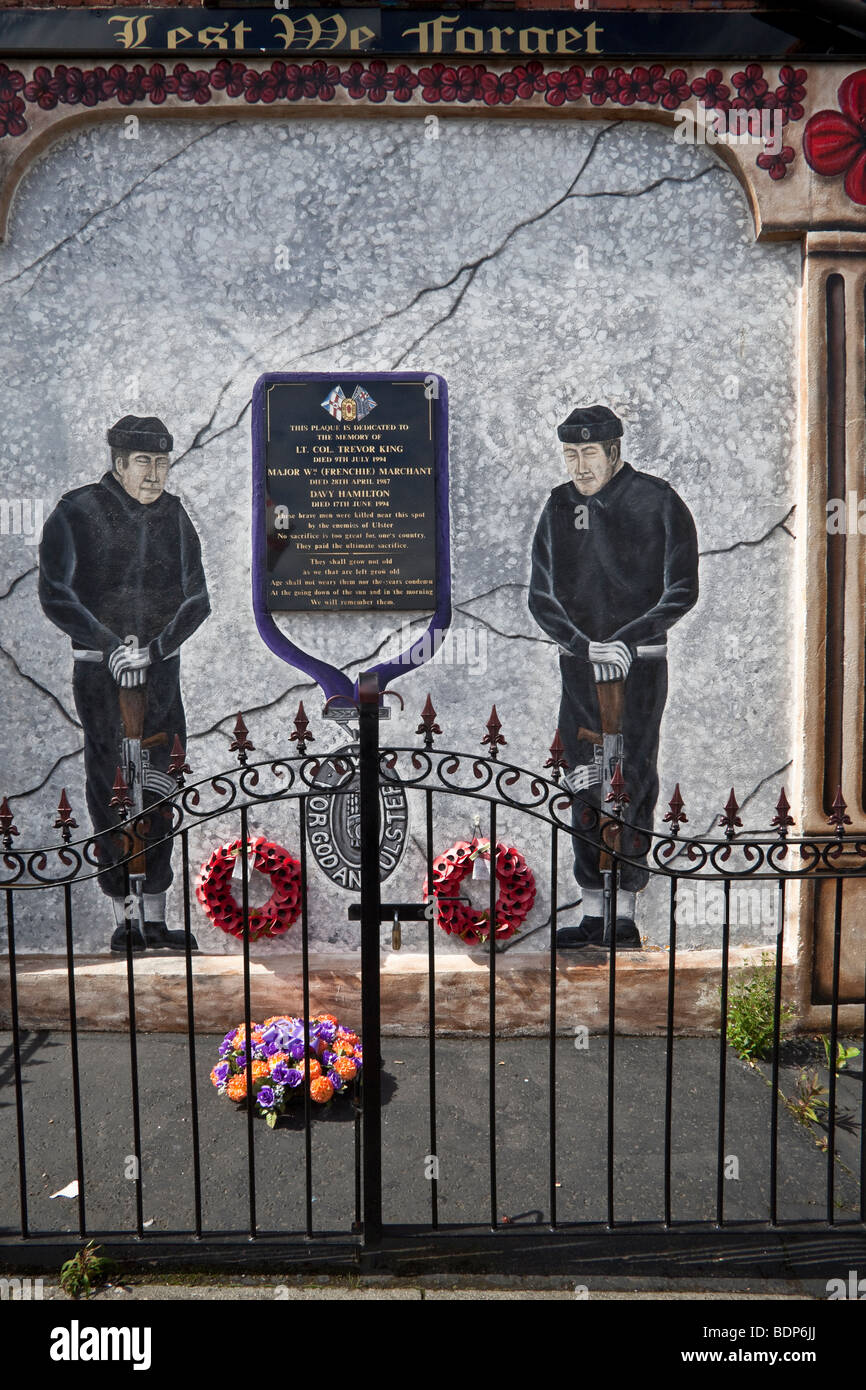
0;58;807;187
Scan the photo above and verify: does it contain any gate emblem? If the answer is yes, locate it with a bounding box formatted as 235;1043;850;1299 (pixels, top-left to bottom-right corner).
308;749;408;891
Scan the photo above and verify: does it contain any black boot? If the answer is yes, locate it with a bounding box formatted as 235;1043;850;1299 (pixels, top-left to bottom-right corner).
143;921;199;953
110;923;146;953
556;915;605;949
603;917;642;950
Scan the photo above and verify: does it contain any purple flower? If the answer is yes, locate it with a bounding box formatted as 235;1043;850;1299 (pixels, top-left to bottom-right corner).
284;1068;304;1089
316;1021;337;1043
288;1040;305;1061
329;1071;344;1091
271;1061;292;1085
213;1061;230;1086
257;1086;276;1109
322;1050;337;1067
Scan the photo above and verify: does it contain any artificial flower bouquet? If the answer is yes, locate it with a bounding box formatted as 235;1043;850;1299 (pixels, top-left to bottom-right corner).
210;1013;362;1127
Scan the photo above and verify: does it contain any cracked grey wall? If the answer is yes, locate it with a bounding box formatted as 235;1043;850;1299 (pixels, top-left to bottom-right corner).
0;114;799;954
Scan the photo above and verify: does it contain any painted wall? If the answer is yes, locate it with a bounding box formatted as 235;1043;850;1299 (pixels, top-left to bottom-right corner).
0;112;799;952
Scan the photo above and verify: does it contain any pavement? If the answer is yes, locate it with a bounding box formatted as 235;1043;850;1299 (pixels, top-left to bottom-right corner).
1;1031;863;1291
8;1274;830;1299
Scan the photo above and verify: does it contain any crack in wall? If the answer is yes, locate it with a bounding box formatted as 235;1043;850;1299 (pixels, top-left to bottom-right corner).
0;640;81;731
9;745;84;804
700;506;796;558
389;161;720;368
162;122;628;464
0;564;35;602
0;122;239;297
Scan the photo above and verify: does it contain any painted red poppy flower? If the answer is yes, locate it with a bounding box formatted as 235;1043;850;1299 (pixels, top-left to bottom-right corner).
583;65;617;107
544;66;583;107
360;59;390;103
388;65;420;103
653;67;691;111
301;61;340;100
340;62;367;100
803;70;866;205
0;64;24;104
513;61;547;100
757;145;795;181
173;63;211;105
691;68;730;113
0;96;26;138
614;66;656;106
480;71;519;106
210;59;247;99
23;65;63;110
775;65;807;124
141;63;178;106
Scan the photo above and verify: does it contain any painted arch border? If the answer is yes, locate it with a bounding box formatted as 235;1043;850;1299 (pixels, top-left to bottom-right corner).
0;56;865;240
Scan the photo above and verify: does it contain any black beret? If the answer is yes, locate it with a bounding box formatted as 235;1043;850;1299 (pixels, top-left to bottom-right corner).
107;415;173;454
557;405;623;445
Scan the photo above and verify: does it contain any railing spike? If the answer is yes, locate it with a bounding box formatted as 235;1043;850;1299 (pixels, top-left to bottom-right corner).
0;795;19;849
109;767;131;815
772;786;795;836
168;734;192;783
417;693;441;749
53;788;78;842
606;760;630;814
544;728;569;784
828;785;851;835
481;704;506;760
229;712;255;765
290;700;313;755
719;788;742;839
663;783;687;836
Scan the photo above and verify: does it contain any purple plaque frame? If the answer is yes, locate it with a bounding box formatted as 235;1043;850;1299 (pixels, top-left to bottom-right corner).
251;370;451;703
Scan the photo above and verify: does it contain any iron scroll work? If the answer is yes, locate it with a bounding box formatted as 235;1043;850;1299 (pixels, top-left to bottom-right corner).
6;706;866;894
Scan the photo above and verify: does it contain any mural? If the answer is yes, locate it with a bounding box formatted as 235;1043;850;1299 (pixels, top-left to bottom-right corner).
0;114;798;954
37;415;211;950
529;405;699;949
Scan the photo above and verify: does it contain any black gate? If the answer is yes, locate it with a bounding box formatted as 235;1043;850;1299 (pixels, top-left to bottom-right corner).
2;675;866;1277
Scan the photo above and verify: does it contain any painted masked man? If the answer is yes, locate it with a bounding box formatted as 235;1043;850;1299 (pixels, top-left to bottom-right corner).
38;416;211;952
528;405;699;949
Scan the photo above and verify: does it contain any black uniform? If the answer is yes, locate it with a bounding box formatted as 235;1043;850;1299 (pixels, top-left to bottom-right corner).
528;462;698;890
38;472;210;897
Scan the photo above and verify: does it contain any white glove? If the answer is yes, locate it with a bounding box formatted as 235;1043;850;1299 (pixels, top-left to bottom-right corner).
588;640;632;682
109;642;151;686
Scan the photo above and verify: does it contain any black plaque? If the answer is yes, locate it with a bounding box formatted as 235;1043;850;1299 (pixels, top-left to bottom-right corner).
264;374;438;612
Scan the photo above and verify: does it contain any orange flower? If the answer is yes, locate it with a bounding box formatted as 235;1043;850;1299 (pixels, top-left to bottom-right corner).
310;1075;334;1103
226;1074;247;1101
268;1052;289;1069
251;1061;269;1081
251;1030;264;1044
338;1030;359;1047
305;1058;322;1080
334;1057;357;1081
317;1013;338;1026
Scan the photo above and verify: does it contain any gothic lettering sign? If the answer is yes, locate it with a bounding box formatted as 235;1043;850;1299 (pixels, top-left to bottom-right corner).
0;9;859;60
263;374;438;612
308;752;409;891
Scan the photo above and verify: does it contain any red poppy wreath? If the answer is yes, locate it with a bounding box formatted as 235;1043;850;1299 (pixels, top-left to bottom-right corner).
195;837;302;941
424;837;536;945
